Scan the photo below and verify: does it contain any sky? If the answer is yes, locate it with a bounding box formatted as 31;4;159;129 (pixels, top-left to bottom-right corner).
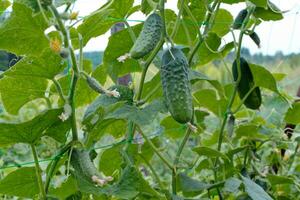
72;0;300;55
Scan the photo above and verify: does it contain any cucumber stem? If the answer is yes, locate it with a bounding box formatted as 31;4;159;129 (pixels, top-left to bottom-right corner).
172;127;192;194
31;144;47;200
49;5;79;141
188;0;221;65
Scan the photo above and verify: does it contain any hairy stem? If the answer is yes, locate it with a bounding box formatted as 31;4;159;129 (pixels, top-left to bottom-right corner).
50;5;79;141
188;0;221;65
139;154;165;189
170;0;185;39
213;7;255;191
232;85;257;114
31;144;46;200
172;127;192;194
138;127;173;170
45;142;73;193
136;39;164;101
52;78;66;103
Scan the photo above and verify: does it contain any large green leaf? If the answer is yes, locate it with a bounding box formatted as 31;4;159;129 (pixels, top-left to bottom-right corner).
242;176;272;200
0;0;10;13
193;89;227;117
249;0;267;8
165;9;199;47
0;3;49;56
223;177;242;193
267;174;295;185
103;24;142;82
249;64;278;93
178;173;211;196
4;49;66;80
141;0;158;15
235;124;267;140
99;138;159;176
222;0;244;4
211;9;233;37
254;2;283;21
196;33;221;65
78;0;134;46
49;176;78;199
284;102;300;124
105;100;167;127
161;116;186;139
0;108;67;146
0;76;48;115
189;69;225;97
193;146;230;161
111;165;162;199
51;73;98;108
0;167;39;198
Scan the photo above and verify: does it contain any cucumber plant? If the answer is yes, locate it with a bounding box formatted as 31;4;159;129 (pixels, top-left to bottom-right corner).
0;0;297;200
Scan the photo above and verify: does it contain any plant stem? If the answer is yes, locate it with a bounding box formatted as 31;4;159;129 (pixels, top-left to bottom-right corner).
232;85;257;114
50;5;79;141
45;142;73;193
138;127;173;170
212;7;255;192
31;144;46;200
136;39;164;101
122;122;135;165
183;3;201;37
172;127;192;194
188;0;221;65
159;0;172;46
139;154;165;189
170;0;185;39
52;78;66;103
124;20;137;42
136;0;168;101
37;0;50;25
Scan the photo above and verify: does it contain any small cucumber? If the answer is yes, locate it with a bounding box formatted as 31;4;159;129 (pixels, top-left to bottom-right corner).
232;57;262;110
249;32;261;48
233;9;248;29
130;13;162;59
70;148;102;183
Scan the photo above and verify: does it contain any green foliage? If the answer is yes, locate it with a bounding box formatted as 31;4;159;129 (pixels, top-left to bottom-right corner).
0;167;39;198
77;0;134;46
0;108;68;146
0;1;297;200
0;3;49;56
103;24;142;81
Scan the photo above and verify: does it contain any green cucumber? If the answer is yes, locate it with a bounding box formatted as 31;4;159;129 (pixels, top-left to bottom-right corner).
130;13;162;59
233;9;248;29
249;32;261;48
161;47;193;124
232;57;262;110
70;148;102;183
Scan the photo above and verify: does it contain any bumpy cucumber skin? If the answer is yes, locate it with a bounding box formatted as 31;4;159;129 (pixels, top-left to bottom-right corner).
233;9;248;29
130;13;163;59
109;85;134;105
71;148;101;182
232;57;262;110
161;47;193;124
